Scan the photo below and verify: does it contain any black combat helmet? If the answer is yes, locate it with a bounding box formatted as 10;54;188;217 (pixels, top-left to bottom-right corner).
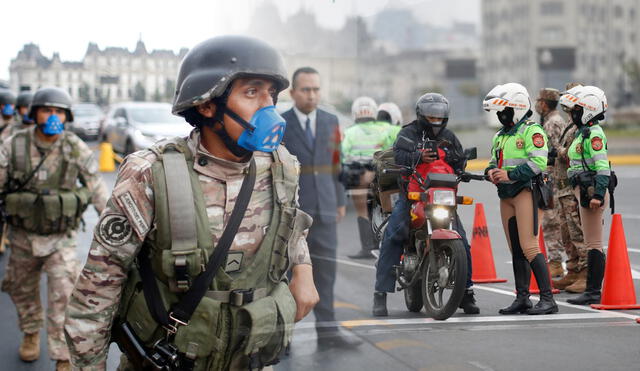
16;92;34;108
0;89;16;106
415;92;450;137
28;87;74;122
172;35;289;116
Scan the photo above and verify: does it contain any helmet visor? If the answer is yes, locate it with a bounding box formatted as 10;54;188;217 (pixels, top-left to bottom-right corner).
417;101;448;119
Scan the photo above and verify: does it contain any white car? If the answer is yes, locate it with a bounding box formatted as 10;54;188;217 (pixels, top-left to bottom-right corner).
102;102;192;154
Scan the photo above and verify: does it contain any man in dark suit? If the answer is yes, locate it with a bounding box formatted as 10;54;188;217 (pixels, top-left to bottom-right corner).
282;67;361;348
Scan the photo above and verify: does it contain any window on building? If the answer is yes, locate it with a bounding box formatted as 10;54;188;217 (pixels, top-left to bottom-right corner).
542;27;565;41
631;8;636;20
615;5;623;18
540;1;563;15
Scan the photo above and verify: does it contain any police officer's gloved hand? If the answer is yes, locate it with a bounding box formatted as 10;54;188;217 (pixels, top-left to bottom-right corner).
547;147;557;166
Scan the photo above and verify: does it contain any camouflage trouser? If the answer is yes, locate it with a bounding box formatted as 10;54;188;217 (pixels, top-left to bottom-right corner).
542;193;587;272
1;228;80;360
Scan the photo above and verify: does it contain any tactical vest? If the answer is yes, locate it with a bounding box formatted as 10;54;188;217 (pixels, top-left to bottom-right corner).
117;138;310;370
567;125;610;179
3;130;91;235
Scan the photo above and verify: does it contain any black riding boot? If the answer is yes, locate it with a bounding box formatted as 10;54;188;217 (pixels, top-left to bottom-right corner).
499;217;533;314
349;217;377;259
567;249;605;305
528;253;559;315
372;292;388;316
459;288;480;314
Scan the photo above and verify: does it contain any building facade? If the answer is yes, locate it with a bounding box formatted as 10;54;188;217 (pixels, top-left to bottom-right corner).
482;0;640;108
9;41;187;106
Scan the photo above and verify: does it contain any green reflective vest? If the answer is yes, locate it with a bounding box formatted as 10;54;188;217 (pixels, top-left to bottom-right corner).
117;137;310;370
342;120;398;162
487;119;548;199
3;130;91;234
567;124;610;198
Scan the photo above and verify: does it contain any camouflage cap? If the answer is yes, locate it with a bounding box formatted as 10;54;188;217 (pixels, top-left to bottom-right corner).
538;88;560;102
565;82;583;91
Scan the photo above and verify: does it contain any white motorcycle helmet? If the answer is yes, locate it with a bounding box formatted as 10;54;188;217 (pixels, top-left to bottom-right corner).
377;102;403;125
483;83;532;126
351;96;377;121
559;85;607;126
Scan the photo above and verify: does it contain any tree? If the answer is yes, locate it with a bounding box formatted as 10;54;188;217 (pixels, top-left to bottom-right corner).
133;81;146;102
152;88;162;102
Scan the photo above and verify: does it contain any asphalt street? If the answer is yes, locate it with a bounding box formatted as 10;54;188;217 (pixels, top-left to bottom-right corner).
0;158;639;370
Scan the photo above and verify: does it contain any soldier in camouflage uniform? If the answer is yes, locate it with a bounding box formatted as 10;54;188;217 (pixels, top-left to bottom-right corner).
0;89;17;142
0;87;108;371
536;87;587;292
550;83;590;292
65;36;320;371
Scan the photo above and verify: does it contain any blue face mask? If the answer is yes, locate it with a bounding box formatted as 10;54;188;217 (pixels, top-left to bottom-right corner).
41;114;65;136
1;104;14;116
236;106;286;152
22;114;34;125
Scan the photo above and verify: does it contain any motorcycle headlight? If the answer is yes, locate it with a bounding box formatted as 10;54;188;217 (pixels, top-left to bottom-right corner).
433;190;456;206
432;207;450;220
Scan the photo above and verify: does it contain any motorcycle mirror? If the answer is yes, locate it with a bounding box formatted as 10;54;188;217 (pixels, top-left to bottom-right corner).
395;135;417;152
464;147;477;160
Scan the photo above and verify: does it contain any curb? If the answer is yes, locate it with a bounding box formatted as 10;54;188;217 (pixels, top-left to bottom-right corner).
466;155;640;171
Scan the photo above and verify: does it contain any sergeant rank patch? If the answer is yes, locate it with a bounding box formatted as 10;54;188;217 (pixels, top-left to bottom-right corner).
591;137;604;151
97;214;133;247
532;133;545;148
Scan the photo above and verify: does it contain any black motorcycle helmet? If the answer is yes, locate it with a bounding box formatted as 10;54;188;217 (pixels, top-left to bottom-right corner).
28;87;74;122
16;92;34;108
172;35;289;117
0;89;16;106
415;93;449;138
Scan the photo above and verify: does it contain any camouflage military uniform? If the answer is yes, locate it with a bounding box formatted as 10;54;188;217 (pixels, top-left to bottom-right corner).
541;108;586;272
0;116;17;142
0;127;108;361
64;129;312;370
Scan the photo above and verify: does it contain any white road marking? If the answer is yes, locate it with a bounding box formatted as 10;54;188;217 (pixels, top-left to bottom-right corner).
331;256;640;322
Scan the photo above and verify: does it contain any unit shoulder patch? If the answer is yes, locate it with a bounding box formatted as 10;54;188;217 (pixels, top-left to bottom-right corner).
96;214;133;247
532;133;545;148
591;136;604;151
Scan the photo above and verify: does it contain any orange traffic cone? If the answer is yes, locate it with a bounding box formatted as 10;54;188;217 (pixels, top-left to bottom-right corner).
471;203;507;283
591;214;640;310
528;227;560;294
99;142;117;172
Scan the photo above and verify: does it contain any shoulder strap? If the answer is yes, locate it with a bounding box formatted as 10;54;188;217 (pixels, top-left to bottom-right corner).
138;158;257;333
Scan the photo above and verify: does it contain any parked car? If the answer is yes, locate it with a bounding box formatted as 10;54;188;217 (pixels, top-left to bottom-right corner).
102;102;192;154
69;103;103;140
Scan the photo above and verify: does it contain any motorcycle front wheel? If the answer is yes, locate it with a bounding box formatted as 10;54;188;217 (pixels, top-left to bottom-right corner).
421;239;468;320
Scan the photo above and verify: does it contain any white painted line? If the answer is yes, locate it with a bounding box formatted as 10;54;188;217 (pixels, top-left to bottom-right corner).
295;312;630;330
628;248;640;253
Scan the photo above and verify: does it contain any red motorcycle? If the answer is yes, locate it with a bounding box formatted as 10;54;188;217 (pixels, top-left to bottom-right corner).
382;137;485;320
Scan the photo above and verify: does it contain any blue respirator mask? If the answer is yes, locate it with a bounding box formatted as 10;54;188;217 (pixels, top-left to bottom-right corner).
223;105;286;153
22;114;34;125
40;114;65;136
1;104;14;116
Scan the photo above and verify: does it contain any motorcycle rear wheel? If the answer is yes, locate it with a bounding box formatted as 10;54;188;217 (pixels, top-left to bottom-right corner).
421;239;468;320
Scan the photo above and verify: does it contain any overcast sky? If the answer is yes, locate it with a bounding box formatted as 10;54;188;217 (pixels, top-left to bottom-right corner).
1;0;480;81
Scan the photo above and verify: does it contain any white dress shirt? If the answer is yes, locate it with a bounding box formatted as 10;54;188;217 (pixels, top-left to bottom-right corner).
293;105;317;137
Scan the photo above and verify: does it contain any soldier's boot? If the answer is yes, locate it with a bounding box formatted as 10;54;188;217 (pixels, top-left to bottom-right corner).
527;254;559;315
19;332;40;362
568;250;605;305
564;268;587;293
499;217;533;315
552;269;580;290
55;360;71;371
548;260;564;278
372;292;388;316
459;288;480;314
349;217;377;259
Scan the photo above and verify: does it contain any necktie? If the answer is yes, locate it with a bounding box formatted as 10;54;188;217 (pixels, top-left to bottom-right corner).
305;116;314;147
